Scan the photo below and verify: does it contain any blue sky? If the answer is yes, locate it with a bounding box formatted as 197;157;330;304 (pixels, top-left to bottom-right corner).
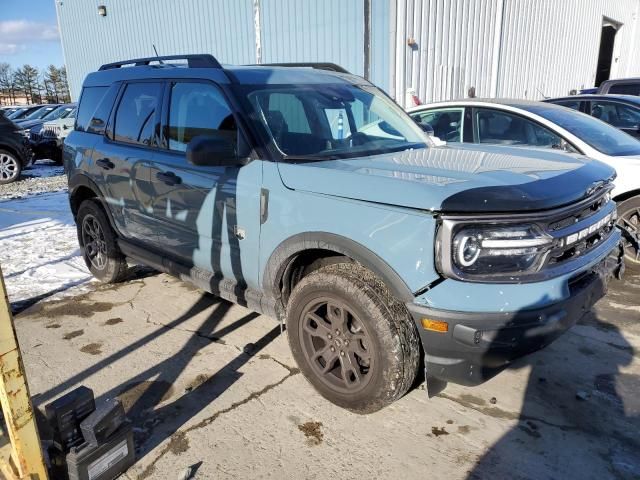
0;0;64;70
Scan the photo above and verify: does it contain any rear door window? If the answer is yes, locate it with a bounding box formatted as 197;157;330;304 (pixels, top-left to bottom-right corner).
167;81;236;152
411;108;463;141
589;100;640;129
474;108;564;149
113;82;162;146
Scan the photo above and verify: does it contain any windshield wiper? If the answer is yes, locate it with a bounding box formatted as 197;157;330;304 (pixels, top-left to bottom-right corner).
282;154;340;162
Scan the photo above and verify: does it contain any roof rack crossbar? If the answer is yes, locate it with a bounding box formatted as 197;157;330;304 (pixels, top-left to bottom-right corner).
99;54;222;71
258;62;350;74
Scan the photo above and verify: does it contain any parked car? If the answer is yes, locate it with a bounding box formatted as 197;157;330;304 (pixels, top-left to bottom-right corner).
7;105;49;121
0;112;33;184
29;104;76;162
66;55;623;413
597;78;640;96
14;104;59;126
544;94;640;138
409;99;640;266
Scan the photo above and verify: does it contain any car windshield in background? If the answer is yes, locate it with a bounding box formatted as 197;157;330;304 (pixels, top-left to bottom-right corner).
238;83;428;160
522;104;640;156
43;106;75;122
24;106;56;120
7;108;26;119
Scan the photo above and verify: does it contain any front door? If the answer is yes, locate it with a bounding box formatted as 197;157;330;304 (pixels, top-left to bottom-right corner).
148;81;262;289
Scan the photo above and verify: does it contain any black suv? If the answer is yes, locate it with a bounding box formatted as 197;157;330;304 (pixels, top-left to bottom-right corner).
0;111;32;184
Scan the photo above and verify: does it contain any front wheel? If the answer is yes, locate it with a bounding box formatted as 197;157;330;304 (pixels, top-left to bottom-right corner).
286;262;420;413
77;199;128;283
617;196;640;268
0;150;22;184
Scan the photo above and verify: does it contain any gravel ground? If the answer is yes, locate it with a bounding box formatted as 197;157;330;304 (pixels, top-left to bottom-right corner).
0;160;67;200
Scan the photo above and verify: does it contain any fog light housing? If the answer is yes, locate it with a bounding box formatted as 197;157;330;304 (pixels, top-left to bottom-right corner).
421;318;449;333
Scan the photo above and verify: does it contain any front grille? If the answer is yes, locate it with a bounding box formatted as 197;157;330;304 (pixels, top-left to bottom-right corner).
543;189;616;268
42;126;61;138
29;131;42;142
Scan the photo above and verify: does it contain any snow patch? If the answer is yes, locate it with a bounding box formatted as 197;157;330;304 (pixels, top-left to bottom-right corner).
0;191;93;309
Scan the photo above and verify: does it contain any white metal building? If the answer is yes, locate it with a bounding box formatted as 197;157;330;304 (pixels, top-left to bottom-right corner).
56;0;640;105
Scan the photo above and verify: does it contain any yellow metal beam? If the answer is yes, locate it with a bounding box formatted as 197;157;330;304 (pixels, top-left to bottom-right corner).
0;263;48;479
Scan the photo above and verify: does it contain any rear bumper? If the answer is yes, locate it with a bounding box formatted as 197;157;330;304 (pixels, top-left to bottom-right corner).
406;237;624;386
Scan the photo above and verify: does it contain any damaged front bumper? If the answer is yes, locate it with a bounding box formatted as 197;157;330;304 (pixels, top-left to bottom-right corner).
406;236;625;389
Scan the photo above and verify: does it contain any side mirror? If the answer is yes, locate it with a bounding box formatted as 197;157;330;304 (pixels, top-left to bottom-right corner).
186;133;241;167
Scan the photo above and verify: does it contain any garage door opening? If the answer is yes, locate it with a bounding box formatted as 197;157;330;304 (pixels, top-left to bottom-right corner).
595;20;619;87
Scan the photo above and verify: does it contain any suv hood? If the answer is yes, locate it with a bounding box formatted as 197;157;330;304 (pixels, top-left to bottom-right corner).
277;144;615;213
15;119;45;130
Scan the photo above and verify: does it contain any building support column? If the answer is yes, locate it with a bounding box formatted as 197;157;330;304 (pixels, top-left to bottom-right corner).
490;0;505;97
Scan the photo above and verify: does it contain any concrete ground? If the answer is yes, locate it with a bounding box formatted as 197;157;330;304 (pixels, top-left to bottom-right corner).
14;267;640;480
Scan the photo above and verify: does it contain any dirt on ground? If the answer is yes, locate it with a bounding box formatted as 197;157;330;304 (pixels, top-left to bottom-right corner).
12;270;640;480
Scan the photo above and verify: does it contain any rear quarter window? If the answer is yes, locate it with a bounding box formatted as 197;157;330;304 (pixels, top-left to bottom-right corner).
76;87;109;132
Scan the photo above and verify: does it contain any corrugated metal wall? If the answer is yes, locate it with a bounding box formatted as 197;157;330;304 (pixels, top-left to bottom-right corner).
57;0;640;104
393;0;640;105
260;0;364;75
56;0;256;100
57;0;384;100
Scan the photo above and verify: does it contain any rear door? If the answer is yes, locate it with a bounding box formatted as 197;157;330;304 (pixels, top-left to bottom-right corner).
93;81;162;244
148;80;261;287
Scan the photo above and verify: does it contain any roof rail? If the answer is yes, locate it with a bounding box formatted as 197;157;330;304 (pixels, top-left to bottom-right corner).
259;62;350;74
98;54;222;71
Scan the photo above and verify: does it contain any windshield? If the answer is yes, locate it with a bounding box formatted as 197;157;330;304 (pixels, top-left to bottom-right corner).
235;83;429;160
522;104;640;156
24;106;56;120
7;108;27;119
43;106;75;121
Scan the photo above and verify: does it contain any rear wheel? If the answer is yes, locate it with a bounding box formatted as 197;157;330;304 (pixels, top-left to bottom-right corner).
617;196;640;268
286;262;420;413
77;199;128;283
0;150;22;184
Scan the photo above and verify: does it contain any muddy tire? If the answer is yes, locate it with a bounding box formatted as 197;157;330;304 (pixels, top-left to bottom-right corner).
286;262;420;414
0;149;22;185
77;199;128;283
617;196;640;269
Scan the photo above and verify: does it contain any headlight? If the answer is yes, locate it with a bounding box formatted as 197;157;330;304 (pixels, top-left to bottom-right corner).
437;221;555;282
19;129;30;138
452;225;552;274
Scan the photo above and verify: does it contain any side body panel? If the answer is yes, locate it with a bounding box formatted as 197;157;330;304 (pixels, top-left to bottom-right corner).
148;152;263;289
259;161;440;294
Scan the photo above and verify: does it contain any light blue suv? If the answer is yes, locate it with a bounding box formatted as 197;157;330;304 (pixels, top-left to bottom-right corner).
65;55;624;413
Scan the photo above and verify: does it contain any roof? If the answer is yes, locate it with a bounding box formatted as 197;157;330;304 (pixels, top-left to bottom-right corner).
600;77;640;84
544;94;640;105
83;62;367;89
408;98;572;112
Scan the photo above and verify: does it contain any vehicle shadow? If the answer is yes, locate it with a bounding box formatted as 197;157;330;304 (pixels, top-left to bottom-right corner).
466;280;640;479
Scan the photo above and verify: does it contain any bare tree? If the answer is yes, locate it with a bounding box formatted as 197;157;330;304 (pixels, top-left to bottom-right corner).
0;63;14;105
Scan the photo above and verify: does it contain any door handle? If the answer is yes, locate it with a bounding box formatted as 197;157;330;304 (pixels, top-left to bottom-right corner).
96;158;115;170
156;171;182;186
